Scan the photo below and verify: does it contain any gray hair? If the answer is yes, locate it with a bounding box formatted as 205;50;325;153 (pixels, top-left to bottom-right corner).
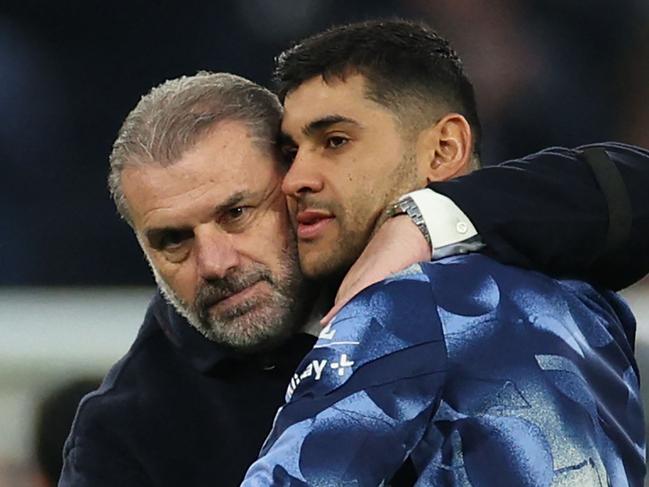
108;71;283;224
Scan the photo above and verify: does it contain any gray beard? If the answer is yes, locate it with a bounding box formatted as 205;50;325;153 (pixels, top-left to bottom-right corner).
147;244;310;352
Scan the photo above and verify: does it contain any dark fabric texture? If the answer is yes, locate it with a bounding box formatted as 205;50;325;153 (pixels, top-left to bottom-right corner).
428;142;649;291
59;293;317;487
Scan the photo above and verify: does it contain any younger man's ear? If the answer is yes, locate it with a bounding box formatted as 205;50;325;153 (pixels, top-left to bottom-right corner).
415;113;473;183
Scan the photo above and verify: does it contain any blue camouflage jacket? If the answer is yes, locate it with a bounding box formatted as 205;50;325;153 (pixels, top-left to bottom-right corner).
242;255;645;486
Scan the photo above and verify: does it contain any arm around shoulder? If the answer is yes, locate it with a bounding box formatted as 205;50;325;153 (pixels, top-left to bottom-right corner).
243;271;448;486
427;142;649;290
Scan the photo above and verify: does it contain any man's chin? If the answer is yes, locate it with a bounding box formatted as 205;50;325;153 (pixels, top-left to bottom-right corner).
298;249;355;284
197;306;297;353
155;261;312;353
224;328;294;355
201;299;259;322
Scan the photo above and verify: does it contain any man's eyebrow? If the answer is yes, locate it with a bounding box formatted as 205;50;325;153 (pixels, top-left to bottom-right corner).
301;115;362;137
145;226;190;245
214;191;249;212
144;191;252;242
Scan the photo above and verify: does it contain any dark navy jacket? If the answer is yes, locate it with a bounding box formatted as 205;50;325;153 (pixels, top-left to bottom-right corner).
60;293;317;486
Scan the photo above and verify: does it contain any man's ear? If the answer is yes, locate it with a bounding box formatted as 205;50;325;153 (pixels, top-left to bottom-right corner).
415;113;473;183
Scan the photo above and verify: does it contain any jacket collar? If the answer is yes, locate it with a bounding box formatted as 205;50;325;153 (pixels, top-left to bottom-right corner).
149;291;233;374
147;291;317;375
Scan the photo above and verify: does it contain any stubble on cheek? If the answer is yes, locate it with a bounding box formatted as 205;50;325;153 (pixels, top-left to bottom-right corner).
297;198;372;280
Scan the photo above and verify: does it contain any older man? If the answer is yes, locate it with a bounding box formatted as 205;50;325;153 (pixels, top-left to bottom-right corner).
242;20;646;485
62;66;648;487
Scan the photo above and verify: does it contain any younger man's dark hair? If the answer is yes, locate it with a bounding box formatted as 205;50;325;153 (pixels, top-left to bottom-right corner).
274;19;482;157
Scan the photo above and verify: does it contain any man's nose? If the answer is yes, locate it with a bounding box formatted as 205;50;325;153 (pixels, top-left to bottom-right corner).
281;151;324;197
194;227;241;280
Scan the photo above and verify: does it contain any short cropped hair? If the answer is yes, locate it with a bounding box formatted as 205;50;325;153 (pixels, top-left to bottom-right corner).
108;72;283;224
274;19;482;158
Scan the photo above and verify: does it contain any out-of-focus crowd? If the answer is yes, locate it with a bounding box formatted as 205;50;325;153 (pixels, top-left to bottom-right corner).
1;0;647;286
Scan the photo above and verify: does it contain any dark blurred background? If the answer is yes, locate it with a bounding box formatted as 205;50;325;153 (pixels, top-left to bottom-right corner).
2;0;648;287
1;1;648;485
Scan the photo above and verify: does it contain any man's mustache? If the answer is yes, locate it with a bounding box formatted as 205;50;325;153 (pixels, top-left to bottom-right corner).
292;195;340;215
195;267;273;314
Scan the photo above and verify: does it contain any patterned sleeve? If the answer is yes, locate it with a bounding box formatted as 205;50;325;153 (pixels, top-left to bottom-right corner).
241;267;448;487
241;255;645;486
413;255;645;486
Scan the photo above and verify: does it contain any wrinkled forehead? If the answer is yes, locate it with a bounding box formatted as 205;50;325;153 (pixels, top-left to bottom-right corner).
121;122;284;227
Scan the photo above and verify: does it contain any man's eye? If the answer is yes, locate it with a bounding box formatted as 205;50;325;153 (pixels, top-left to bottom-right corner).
224;206;252;223
281;145;297;165
220;206;254;232
325;136;348;149
159;230;191;251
